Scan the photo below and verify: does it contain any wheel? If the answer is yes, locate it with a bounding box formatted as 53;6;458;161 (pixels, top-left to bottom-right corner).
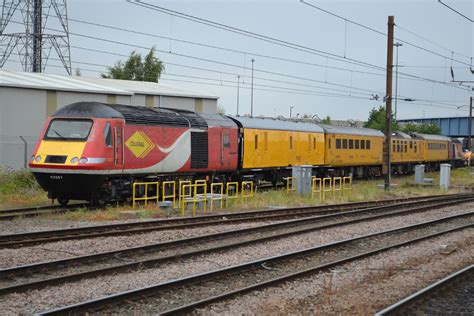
92;193;107;207
57;196;69;206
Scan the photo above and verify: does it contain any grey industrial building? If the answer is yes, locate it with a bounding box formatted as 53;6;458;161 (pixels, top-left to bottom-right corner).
0;70;218;170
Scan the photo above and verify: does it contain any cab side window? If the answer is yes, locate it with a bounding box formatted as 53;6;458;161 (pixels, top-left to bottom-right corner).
336;139;341;149
103;122;112;147
366;140;371;149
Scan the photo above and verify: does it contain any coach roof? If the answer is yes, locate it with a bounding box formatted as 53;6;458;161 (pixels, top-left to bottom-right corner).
229;116;324;133
413;133;451;141
320;124;385;137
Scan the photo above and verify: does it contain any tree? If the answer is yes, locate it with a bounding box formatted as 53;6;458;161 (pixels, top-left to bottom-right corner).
400;123;441;135
364;105;399;132
216;105;226;115
321;115;331;125
102;47;164;82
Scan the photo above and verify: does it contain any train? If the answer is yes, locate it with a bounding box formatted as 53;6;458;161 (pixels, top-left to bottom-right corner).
28;102;464;206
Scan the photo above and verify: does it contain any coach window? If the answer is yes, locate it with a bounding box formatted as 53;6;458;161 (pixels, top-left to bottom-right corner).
328;138;331;149
349;139;354;149
290;136;293;150
254;134;258;150
313;137;316;150
405;144;408;152
342;139;348;149
410;141;413;149
393;144;396;152
336;139;341;149
414;142;417;153
366;140;371;149
355;139;360;149
361;140;365;149
103;122;112;147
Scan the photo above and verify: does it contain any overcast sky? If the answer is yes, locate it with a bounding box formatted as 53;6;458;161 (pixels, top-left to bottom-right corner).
3;0;473;120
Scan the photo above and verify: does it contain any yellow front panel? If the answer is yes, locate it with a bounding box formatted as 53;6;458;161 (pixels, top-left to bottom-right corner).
325;134;384;166
242;128;324;169
32;140;87;166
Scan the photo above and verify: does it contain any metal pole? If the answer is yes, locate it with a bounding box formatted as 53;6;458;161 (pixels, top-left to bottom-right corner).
32;0;42;72
236;75;240;115
19;136;28;169
251;58;254;117
394;42;402;120
469;96;473;152
384;16;394;191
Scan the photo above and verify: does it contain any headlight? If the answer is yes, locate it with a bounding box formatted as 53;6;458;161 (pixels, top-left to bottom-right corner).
79;157;88;164
70;157;79;163
34;155;42;162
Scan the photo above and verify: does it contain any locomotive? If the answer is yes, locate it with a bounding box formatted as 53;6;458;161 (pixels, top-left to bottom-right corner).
28;102;464;205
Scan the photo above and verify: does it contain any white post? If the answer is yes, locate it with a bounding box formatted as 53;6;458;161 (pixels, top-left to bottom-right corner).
440;164;451;190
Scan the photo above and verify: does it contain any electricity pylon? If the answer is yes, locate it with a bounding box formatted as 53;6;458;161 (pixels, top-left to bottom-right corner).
0;0;71;74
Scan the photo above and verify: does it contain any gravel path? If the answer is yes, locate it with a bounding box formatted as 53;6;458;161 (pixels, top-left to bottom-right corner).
0;206;471;315
198;230;473;315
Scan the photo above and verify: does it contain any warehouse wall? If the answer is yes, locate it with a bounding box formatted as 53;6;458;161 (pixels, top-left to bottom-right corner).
0;87;46;170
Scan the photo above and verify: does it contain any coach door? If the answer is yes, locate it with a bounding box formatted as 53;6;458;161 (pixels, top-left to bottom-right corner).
114;123;124;169
221;128;232;168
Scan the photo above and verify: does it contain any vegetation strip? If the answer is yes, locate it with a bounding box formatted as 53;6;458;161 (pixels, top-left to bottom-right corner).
376;264;474;315
0;194;463;248
0;203;90;220
37;212;473;315
1;197;472;295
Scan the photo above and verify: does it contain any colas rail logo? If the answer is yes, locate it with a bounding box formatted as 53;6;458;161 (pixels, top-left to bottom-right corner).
125;131;155;158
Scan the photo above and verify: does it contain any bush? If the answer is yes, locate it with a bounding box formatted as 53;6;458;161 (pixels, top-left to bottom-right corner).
0;167;38;194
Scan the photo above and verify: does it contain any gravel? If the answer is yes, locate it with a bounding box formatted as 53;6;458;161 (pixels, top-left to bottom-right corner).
198;230;473;315
0;221;275;268
0;205;472;315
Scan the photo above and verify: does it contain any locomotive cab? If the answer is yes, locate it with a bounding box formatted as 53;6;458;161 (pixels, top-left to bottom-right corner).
29;102;126;205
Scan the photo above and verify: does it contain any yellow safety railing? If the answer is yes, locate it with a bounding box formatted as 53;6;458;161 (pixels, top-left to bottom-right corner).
162;181;176;207
241;181;254;202
226;182;239;207
210;182;224;210
343;176;352;190
132;182;159;209
179;180;192;202
333;177;342;191
181;183;208;216
285;176;296;192
312;177;322;196
323;177;332;192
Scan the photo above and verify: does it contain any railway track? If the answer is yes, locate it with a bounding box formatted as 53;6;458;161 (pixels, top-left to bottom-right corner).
1;196;473;296
0;194;469;248
0;203;89;220
376;264;473;315
37;212;473;315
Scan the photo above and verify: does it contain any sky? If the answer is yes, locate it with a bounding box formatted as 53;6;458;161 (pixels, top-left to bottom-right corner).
2;0;473;120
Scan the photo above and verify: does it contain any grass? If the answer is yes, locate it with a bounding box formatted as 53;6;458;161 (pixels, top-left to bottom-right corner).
3;166;474;221
0;167;49;208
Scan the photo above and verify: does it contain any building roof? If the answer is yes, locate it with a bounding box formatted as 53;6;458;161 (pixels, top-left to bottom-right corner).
229;116;324;133
319;124;385;137
0;70;218;99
